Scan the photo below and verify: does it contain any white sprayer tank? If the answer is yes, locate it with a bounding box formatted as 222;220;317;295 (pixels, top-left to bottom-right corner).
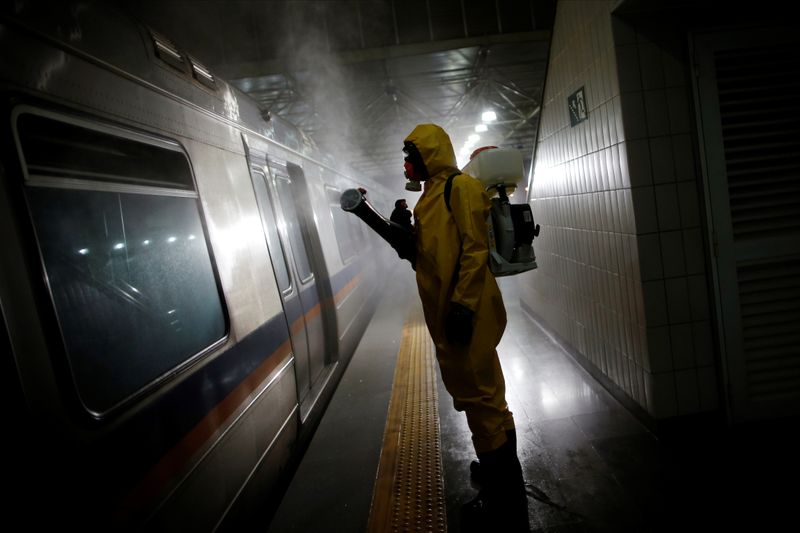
461;148;524;189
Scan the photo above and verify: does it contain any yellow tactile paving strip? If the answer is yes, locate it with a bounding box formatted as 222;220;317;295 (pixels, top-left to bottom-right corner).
367;312;447;533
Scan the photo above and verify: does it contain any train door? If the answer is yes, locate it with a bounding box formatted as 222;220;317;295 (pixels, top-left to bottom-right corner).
270;162;338;397
249;166;314;399
692;27;800;422
246;140;336;420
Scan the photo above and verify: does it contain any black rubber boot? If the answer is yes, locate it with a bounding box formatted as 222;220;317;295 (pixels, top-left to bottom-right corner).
469;429;520;486
461;430;530;532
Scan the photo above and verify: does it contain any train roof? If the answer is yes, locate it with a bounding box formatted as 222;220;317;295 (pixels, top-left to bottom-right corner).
1;1;327;160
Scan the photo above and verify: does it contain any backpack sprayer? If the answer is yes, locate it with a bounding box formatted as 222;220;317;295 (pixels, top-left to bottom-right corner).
460;147;540;276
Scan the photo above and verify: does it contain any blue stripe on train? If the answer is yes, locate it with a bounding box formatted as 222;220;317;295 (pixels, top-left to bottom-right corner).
97;259;364;500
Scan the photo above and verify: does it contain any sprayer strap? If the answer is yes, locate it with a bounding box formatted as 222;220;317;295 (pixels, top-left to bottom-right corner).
444;172;462;212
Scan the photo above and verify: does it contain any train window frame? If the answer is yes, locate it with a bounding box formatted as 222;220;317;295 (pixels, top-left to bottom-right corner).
13;107;196;189
250;167;293;298
11;105;230;419
325;185;360;264
272;172;315;285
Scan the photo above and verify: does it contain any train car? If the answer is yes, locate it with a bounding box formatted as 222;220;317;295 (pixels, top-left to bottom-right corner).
0;2;396;530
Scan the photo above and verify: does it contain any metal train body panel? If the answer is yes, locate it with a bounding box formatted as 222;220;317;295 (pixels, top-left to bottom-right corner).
0;4;394;530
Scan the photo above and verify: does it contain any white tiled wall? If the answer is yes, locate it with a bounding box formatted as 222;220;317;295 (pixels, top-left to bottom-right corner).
520;0;718;420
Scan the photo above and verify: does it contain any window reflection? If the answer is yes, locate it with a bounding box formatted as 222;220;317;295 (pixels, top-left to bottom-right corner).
16;110;228;417
27;188;226;413
327;186;362;262
275;176;313;281
251;171;291;292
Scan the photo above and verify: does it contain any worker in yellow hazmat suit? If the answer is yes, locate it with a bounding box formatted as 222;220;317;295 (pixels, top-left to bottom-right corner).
403;124;529;531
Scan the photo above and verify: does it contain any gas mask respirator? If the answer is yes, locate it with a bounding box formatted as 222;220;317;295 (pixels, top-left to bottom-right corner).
403;141;427;191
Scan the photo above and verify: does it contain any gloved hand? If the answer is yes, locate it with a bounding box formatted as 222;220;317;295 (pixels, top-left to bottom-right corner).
444;302;474;346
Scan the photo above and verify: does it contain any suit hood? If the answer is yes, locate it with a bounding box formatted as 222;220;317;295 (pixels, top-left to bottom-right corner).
404;124;458;179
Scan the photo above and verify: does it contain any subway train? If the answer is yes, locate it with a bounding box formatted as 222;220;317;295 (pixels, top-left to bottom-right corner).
1;3;397;530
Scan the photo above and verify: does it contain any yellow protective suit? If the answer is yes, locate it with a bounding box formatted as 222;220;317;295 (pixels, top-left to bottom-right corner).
405;124;514;454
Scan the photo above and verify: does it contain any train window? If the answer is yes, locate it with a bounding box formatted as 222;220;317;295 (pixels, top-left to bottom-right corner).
15;110;226;416
16;113;195;190
274;175;313;282
251;170;291;293
325;186;360;262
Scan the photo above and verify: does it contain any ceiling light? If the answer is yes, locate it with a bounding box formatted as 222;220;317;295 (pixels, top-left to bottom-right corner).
481;111;496;122
468;133;480;143
475;124;488;132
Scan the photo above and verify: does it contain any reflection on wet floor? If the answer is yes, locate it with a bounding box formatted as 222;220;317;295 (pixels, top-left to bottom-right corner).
268;270;797;533
438;284;798;532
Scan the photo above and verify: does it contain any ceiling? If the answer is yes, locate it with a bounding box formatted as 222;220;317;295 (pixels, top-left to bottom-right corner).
121;0;555;190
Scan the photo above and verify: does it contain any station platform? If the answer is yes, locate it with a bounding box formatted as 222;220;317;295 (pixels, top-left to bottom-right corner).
266;267;795;532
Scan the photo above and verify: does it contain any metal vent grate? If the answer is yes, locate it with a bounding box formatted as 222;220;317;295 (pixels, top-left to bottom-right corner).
714;43;800;241
189;56;216;90
149;28;185;72
738;255;800;402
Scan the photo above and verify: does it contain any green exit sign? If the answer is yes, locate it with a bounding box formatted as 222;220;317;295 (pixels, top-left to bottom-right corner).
568;87;588;126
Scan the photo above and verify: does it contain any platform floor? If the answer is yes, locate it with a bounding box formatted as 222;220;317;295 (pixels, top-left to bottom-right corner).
267;270;796;532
